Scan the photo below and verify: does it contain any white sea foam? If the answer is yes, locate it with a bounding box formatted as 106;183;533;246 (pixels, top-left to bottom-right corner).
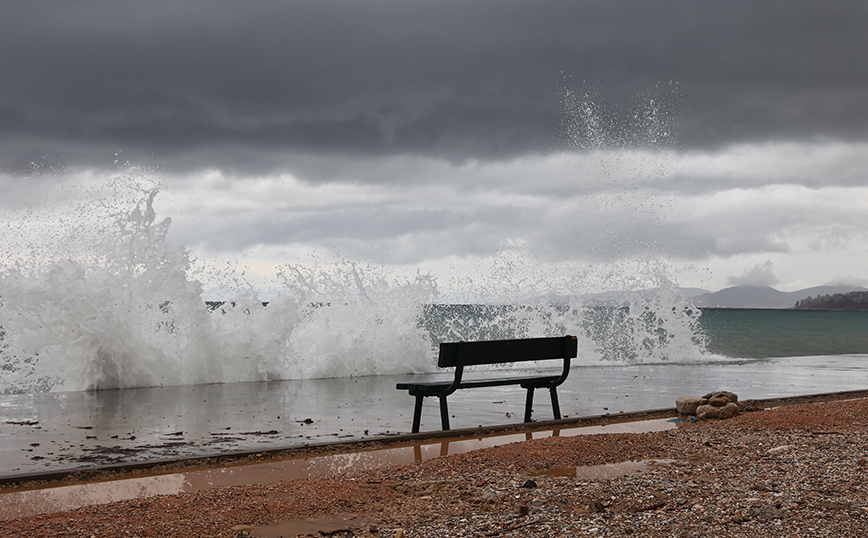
0;184;709;394
0;184;442;393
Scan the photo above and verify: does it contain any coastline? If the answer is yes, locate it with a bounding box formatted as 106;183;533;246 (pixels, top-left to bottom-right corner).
2;395;868;536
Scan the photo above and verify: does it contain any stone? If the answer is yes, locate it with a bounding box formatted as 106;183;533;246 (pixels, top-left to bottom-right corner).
708;397;729;407
696;404;716;419
676;396;702;415
702;390;738;403
696;402;739;419
717;402;740;418
589;501;606;513
748;504;786;520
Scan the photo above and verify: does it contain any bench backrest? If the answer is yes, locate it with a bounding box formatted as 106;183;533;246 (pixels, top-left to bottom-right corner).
438;335;578;368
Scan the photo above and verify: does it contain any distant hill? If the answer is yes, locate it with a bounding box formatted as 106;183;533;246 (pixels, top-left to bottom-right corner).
794;290;868;310
532;284;867;309
691;285;868;309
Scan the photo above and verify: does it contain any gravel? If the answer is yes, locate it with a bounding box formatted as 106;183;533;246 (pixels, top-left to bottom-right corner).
2;397;867;537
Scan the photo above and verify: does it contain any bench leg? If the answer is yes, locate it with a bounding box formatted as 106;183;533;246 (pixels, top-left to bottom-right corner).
549;386;562;420
524;387;535;422
411;395;424;433
439;395;451;430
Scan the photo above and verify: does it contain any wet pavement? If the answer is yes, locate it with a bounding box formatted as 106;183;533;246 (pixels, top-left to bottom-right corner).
2;356;868;479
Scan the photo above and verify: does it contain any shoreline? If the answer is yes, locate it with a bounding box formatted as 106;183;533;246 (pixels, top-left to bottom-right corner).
2;391;868;536
3;388;868;490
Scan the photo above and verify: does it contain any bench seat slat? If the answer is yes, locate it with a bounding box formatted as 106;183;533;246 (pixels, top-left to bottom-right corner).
397;374;561;393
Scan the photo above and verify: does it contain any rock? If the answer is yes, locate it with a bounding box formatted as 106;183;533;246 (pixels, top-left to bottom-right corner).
748;504;786;520
521;479;537;489
696;402;739;419
676;396;702;415
690;391;741;418
719;402;739;418
702;391;738;403
695;404;716;419
518;504;530;517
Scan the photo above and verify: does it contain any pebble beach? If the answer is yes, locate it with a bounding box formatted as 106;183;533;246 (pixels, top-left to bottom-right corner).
2;397;868;537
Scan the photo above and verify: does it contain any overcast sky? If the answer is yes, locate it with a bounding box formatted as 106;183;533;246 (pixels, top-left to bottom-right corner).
2;1;867;297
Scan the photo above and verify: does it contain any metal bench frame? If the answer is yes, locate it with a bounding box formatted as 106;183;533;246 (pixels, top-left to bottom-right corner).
396;335;578;433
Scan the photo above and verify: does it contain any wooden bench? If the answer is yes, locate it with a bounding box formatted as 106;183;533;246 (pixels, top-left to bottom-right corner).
396;335;578;433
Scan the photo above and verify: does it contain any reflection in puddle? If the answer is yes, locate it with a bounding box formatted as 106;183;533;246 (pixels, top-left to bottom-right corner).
537;459;678;480
0;418;675;520
0;474;188;521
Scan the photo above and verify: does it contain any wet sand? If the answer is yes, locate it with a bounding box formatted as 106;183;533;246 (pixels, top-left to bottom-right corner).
2;393;868;537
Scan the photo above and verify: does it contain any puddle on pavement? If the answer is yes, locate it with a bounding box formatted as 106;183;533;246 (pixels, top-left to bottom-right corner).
0;418;675;521
536;458;678;480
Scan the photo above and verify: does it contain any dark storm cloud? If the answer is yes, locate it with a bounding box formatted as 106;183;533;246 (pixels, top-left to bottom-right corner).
2;1;867;175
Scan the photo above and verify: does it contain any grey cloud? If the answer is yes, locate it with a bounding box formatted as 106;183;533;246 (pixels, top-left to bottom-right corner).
173;203;527;262
527;217;790;264
727;261;780;287
2;1;868;176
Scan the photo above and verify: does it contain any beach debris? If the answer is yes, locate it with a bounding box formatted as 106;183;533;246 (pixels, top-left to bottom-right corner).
677;391;740;420
667;416;697;423
5;419;40;427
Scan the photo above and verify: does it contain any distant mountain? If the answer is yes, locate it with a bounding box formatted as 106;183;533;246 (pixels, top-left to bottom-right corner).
529;285;866;309
691;285;868;309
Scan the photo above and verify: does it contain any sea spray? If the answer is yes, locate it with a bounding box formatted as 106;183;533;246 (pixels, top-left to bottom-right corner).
271;262;439;379
0;182;707;395
0;185;440;393
553;80;706;361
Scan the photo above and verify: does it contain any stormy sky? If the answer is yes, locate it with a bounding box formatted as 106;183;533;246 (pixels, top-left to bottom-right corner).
2;1;867;297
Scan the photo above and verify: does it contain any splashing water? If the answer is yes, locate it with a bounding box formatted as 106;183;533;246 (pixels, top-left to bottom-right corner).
0;86;709;394
0;184;441;393
554;80;706;362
